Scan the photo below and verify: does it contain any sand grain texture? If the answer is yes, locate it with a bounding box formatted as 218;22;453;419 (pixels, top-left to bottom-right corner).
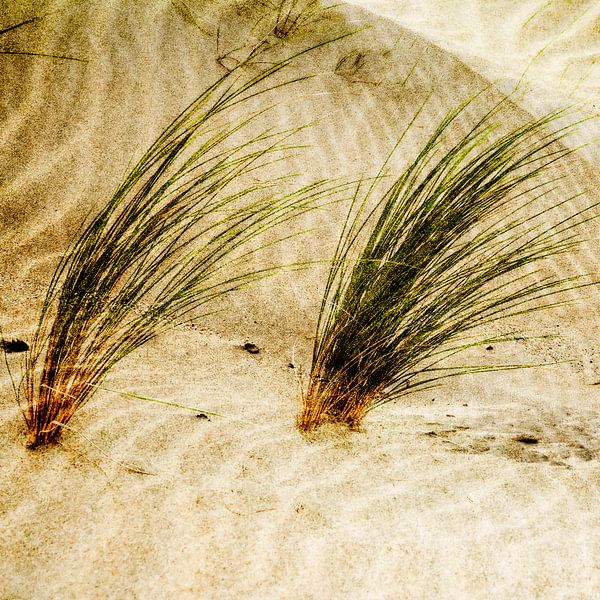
1;1;600;598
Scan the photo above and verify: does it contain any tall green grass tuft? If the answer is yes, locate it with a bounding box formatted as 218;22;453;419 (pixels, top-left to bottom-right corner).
299;98;597;431
16;60;346;447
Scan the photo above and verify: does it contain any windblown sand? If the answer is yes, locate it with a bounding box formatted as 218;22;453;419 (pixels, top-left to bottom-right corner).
1;1;599;598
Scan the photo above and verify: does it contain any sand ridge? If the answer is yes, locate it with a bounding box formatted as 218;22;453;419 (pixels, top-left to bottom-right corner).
347;0;600;103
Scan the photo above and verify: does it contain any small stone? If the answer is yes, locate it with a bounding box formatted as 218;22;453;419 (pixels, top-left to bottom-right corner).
243;342;260;354
486;345;494;351
515;434;538;444
196;413;210;421
1;339;29;353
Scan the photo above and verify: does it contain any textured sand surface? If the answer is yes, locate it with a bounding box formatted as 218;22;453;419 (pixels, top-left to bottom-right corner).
349;0;600;102
1;1;599;598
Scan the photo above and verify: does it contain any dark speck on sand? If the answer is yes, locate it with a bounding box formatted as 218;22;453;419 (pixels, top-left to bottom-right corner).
1;339;29;353
243;342;260;354
515;434;539;444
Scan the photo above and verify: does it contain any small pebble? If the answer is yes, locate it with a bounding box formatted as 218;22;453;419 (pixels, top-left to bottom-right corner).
515;434;538;444
486;345;494;351
1;339;29;353
196;413;211;421
243;342;260;354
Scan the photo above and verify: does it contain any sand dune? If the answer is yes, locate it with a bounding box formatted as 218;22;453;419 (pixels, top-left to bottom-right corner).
348;0;600;102
1;1;599;598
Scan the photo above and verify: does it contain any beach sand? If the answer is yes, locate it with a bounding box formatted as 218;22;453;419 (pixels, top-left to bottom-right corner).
1;1;599;598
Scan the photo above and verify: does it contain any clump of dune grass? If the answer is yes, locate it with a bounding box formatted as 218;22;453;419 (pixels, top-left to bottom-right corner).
299;98;597;432
13;56;348;448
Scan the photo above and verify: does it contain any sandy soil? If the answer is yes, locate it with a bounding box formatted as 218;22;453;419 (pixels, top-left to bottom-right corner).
348;0;600;102
1;1;599;598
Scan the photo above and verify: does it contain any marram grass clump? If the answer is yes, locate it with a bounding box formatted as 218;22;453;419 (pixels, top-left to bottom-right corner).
12;59;347;448
299;99;597;432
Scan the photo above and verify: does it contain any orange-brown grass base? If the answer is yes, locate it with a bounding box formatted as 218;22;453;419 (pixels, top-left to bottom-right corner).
298;383;376;432
25;388;78;448
26;428;61;449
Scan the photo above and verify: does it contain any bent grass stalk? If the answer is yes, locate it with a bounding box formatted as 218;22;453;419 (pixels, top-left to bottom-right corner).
93;385;226;418
16;58;349;447
0;16;87;62
299;98;598;431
